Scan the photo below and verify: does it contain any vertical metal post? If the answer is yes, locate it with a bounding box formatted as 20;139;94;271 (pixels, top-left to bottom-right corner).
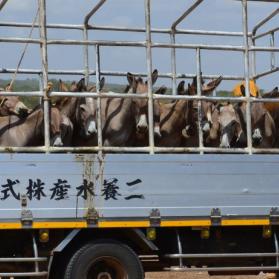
145;0;155;154
242;0;252;155
32;235;39;272
95;44;102;152
38;73;43;105
270;32;275;69
274;233;279;268
83;28;90;86
251;37;257;79
170;32;177;95
38;0;50;151
176;229;183;268
196;48;204;154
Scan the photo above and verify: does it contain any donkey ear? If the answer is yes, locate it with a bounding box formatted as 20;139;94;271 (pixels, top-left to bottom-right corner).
127;72;135;86
77;78;86;92
177;81;185;95
99;77;105;91
79;104;87;112
155;86;167;95
5;83;12;91
240;84;246;97
152;69;158;85
216;103;223;112
70;81;77;92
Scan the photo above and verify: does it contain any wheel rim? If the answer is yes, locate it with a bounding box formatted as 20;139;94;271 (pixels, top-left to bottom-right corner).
86;256;128;279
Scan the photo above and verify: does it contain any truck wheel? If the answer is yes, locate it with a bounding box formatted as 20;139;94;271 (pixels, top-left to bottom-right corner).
64;241;144;279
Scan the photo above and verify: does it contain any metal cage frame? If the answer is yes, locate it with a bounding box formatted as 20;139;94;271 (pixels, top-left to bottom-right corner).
0;0;278;154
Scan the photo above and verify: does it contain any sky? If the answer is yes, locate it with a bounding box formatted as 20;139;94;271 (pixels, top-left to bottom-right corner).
0;0;278;91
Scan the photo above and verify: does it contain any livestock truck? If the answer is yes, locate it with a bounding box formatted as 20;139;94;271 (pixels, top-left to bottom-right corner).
0;0;279;278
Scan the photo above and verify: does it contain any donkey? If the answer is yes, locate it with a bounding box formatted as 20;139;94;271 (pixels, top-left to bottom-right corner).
239;85;275;148
0;84;30;118
0;106;63;147
158;76;223;147
126;70;161;145
217;85;276;148
158;81;194;147
55;78;105;146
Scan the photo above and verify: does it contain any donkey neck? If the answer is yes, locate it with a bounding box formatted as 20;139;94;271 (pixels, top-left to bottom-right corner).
161;100;188;133
21;108;44;137
60;97;79;121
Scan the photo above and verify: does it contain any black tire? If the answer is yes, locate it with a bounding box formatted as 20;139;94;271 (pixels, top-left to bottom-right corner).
64;241;144;279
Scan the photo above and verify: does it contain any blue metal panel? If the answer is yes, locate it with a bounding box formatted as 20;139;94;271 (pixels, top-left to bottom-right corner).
0;154;277;221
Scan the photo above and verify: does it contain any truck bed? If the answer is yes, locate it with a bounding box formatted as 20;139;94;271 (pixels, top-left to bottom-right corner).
0;153;278;229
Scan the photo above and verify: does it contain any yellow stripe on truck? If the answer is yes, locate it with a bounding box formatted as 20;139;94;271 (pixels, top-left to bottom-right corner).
0;222;22;229
0;219;272;229
99;221;150;228
160;220;211;227
221;219;270;226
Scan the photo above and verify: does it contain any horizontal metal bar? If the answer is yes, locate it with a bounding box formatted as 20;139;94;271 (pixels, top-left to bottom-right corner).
253;27;279;40
175;29;247;37
165;253;279;259
50;91;148;99
0;21;84;30
0;147;48;153
47;39;146;47
2;146;279;154
0;68;244;80
0;22;248;37
250;46;279;52
152;43;244;51
3;90;279;104
0;271;48;277
0;37;41;44
165;266;279;272
2;37;277;53
49;146;150;153
0;37;244;51
0;257;47;262
153;94;247;102
0;91;43;97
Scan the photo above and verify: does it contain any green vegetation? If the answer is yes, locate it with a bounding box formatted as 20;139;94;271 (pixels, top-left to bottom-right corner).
0;79;233;108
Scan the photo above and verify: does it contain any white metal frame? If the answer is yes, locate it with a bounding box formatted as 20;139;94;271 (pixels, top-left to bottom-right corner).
0;0;278;154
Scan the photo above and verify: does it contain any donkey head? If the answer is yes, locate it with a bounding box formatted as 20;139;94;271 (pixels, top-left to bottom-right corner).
217;103;243;148
0;84;30;118
50;107;63;147
126;69;160;138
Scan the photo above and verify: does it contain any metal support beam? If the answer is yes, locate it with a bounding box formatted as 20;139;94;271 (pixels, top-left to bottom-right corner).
145;0;155;154
0;0;8;11
196;48;204;155
242;0;252;155
252;8;279;36
171;0;204;30
38;0;50;151
84;0;107;27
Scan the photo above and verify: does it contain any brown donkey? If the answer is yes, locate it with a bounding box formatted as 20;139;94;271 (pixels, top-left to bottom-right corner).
0;106;63;147
0;84;30;118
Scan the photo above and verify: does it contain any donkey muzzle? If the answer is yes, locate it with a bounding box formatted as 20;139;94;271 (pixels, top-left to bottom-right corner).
87;120;97;136
15;102;30;118
220;133;230;148
52;135;63;147
137;114;148;134
252;128;263;145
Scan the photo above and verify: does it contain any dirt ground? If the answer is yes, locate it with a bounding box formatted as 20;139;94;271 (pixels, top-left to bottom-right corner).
146;272;272;279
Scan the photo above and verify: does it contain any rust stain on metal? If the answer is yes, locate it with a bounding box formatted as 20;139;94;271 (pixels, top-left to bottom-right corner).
83;155;95;212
